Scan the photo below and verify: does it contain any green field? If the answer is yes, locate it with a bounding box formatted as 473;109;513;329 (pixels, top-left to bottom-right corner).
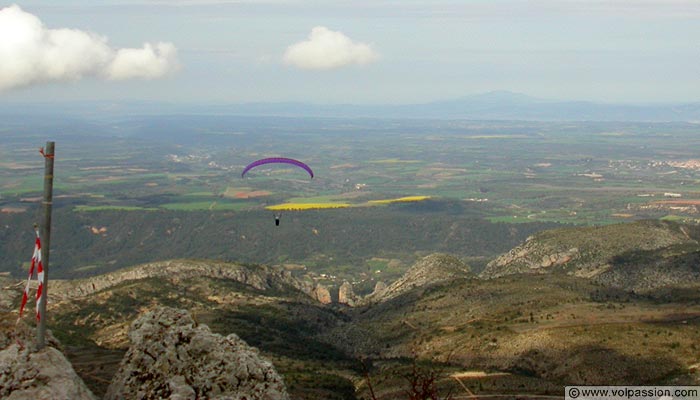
4;119;700;226
160;201;254;211
4;118;700;276
74;205;160;212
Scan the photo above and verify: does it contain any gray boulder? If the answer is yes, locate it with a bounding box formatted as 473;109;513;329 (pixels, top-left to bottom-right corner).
105;307;289;400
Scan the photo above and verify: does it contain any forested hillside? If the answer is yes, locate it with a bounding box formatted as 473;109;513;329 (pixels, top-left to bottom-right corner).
0;203;559;279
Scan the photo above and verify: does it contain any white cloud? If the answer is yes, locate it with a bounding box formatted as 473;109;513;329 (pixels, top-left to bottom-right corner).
107;43;178;80
283;26;378;70
0;4;179;91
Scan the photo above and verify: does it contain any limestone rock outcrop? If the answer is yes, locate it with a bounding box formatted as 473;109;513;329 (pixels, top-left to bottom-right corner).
0;317;96;400
481;241;580;279
312;283;332;304
104;307;289;400
372;281;387;295
50;260;311;300
338;281;358;306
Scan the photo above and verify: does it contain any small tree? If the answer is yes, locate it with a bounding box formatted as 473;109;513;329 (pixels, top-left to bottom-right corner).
363;357;454;400
404;360;451;400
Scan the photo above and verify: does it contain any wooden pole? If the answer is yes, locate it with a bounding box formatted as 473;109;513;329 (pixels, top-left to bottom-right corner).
37;141;54;350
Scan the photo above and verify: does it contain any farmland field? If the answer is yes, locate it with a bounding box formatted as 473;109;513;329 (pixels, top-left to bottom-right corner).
3;116;700;277
4;117;700;223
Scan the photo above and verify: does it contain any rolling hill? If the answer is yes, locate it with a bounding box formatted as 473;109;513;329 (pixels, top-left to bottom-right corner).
481;220;700;291
2;220;700;399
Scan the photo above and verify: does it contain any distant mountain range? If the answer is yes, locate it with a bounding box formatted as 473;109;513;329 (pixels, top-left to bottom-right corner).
3;91;700;121
221;91;700;122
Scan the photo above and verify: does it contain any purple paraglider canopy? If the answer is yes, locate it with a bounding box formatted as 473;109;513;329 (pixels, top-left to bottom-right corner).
241;157;314;178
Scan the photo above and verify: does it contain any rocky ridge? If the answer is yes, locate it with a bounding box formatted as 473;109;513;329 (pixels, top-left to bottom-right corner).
593;246;700;291
480;220;700;290
50;259;312;301
361;253;472;304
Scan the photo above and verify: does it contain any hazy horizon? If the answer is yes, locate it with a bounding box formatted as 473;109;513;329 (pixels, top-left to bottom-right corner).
2;1;700;106
2;89;700;108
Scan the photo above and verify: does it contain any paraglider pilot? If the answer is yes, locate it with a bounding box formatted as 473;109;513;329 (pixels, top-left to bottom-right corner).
274;213;281;226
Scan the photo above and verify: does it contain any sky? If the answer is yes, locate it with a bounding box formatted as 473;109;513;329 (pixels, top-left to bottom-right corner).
1;0;700;105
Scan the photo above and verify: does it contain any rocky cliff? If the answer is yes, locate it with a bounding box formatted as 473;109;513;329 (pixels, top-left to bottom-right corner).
311;283;332;304
338;281;359;306
105;306;289;400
